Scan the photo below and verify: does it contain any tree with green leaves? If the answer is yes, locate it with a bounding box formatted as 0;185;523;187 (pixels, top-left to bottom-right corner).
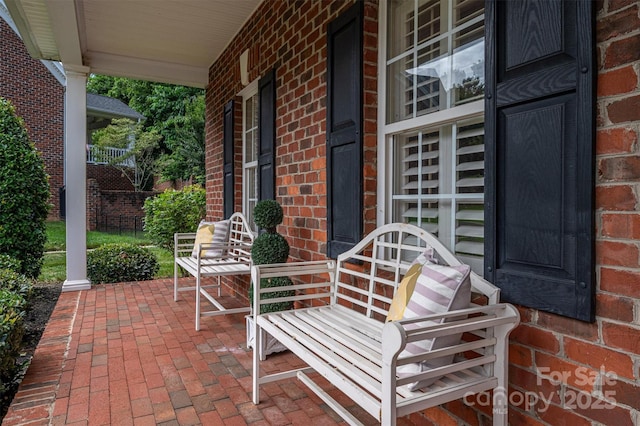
156;94;205;185
92;118;162;191
87;75;206;185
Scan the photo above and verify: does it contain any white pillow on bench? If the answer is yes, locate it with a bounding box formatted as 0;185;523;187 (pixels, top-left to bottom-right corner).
191;219;230;258
387;250;471;390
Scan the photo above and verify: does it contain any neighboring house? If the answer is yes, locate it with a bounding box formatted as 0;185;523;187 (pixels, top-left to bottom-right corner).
85;93;144;194
5;0;640;424
0;5;146;228
0;11;64;219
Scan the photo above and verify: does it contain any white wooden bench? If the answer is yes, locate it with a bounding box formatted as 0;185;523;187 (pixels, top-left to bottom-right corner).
250;223;519;425
174;212;254;330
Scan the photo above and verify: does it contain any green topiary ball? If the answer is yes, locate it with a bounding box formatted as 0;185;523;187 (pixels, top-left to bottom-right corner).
249;199;293;314
253;200;283;232
251;232;289;265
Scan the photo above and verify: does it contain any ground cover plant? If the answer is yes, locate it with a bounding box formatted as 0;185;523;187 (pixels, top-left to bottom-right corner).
0;268;33;418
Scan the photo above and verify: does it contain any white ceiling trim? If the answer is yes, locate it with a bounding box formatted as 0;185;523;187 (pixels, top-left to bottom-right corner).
87;51;208;88
1;0;65;85
44;0;82;66
0;0;19;33
4;0;262;87
4;0;57;59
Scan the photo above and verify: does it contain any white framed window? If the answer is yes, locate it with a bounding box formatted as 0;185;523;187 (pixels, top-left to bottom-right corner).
240;80;259;232
379;0;485;273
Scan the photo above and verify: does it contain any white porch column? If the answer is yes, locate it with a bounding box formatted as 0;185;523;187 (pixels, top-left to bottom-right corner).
62;67;91;291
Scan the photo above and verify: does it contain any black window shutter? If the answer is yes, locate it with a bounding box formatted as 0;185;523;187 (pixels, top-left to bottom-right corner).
326;2;363;259
258;69;276;201
485;0;595;321
223;100;234;219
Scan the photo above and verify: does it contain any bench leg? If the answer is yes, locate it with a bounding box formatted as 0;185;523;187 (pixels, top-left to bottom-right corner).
173;261;179;301
381;364;397;426
493;323;510;426
492;370;508;426
252;318;262;404
195;273;201;331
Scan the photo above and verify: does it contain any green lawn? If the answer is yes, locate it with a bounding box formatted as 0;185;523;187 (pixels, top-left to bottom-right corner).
45;221;152;251
39;221;174;283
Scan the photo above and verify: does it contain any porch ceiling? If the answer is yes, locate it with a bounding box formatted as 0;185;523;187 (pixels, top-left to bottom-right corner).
4;0;261;88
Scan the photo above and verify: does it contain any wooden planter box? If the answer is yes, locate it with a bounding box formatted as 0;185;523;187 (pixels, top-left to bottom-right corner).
245;315;287;360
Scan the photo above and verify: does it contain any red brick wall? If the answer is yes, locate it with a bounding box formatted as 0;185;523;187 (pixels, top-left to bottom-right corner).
86;176;155;231
87;164;135;191
0;18;64;220
206;1;640;424
94;190;154;232
86;178;101;230
206;0;377;239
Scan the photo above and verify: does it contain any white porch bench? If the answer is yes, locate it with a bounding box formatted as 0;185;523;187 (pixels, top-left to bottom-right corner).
174;212;254;330
251;223;519;425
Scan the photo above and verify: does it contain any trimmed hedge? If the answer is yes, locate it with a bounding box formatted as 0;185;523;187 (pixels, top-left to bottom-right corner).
87;244;159;284
0;98;51;279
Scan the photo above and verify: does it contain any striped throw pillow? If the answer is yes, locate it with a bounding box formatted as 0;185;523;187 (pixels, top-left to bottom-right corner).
191;219;230;258
388;250;471;390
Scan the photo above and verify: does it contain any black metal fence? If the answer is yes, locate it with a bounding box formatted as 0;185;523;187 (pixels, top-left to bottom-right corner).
96;214;145;236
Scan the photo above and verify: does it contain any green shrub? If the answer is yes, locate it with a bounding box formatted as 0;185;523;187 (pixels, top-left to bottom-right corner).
87;244;159;284
143;185;206;251
0;276;29;407
0;269;33;301
0;98;51;279
250;200;293;314
0;254;21;274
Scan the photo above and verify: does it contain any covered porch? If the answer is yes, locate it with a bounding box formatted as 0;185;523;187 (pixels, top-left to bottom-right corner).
3;279;374;425
3;0;262;291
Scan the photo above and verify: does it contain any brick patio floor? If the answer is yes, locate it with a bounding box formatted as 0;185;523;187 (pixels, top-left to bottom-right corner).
2;278;389;426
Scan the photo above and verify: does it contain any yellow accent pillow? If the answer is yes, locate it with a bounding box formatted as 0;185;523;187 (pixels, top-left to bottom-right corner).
386;263;423;322
191;220;229;258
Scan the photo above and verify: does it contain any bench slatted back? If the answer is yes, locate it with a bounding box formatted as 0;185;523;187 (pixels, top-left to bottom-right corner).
332;223;500;320
174;213;255;261
226;212;254;260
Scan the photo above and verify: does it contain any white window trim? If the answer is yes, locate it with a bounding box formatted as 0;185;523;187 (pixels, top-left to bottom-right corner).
376;0;485;229
376;2;484;274
376;0;389;229
239;79;259;231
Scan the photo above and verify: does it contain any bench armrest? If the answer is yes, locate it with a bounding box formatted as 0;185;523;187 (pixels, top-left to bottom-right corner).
381;302;520;389
174;232;198;258
251;260;336;315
